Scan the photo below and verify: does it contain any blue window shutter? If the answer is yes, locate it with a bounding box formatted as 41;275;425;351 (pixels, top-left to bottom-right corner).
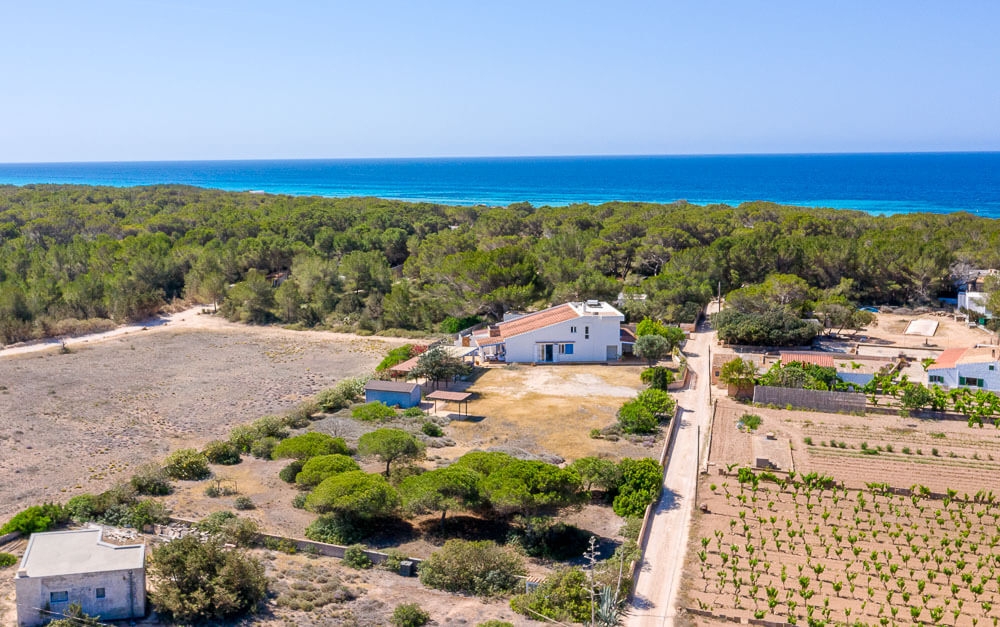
565;344;573;355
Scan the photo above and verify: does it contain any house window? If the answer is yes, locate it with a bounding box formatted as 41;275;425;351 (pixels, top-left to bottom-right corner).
96;588;106;599
560;344;574;355
50;591;69;603
584;326;589;339
991;365;996;371
570;326;577;333
929;375;944;383
959;376;984;387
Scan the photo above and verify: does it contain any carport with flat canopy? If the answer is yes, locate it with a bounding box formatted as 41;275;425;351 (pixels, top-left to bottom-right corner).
426;390;473;416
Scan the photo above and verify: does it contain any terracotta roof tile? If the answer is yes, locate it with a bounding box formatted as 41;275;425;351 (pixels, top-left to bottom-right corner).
780;352;835;368
930;348;968;370
495;304;580;339
957;346;1000;365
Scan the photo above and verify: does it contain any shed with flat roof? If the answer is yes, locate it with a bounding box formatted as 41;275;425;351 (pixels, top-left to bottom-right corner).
364;379;422;409
15;528;146;626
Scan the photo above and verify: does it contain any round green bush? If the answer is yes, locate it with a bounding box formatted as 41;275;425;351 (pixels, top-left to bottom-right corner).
203;440;242;465
272;432;348;460
391;603;430;627
295;454;360;487
351;401;397;422
163;449;211;480
420;421;443;437
130;463;173;495
250;436;279;459
342;544;373;569
0;552;17;568
278;460;305;483
234;496;255;510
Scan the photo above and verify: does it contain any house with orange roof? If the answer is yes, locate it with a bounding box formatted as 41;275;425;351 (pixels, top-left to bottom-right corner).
927;346;1000;390
471;300;624;364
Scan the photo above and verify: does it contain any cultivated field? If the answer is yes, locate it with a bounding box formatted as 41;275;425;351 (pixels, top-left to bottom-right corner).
688;397;1000;625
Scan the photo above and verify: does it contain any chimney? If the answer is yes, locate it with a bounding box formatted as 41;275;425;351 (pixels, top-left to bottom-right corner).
489;326;501;338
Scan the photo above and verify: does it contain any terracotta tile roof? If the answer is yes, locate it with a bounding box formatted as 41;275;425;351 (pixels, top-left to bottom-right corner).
930;347;968;370
494;303;580;339
957;346;1000;365
780;352;835;368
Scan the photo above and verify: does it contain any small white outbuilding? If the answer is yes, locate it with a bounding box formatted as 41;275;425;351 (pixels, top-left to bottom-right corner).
15;528;145;626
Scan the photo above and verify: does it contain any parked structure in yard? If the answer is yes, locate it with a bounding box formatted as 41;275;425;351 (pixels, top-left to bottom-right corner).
471;301;625;363
364;380;422;408
15;528;145;627
927;346;1000;391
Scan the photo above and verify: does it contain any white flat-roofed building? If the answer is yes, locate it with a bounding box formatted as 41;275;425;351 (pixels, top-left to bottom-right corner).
15;528;145;626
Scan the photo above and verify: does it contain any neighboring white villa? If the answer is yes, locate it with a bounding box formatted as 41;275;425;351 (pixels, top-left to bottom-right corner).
16;528;146;627
471;300;625;363
927;346;1000;391
958;291;989;317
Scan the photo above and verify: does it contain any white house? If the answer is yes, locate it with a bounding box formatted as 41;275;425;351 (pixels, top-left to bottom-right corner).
958;291;989;317
927;346;1000;391
16;528;146;627
471;301;624;364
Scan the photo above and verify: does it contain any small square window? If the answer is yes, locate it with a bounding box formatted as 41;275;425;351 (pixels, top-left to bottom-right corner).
50;591;69;603
584;326;590;339
96;588;106;599
570;326;577;333
991;365;996;371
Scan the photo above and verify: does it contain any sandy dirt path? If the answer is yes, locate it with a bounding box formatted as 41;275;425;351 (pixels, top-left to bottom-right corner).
629;311;715;626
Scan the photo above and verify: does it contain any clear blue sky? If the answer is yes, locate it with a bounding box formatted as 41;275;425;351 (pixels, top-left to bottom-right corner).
2;0;998;162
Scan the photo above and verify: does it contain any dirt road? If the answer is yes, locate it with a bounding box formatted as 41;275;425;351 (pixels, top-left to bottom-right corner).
629;314;715;626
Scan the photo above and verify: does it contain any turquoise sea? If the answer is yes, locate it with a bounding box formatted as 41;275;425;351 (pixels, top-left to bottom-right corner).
1;153;999;216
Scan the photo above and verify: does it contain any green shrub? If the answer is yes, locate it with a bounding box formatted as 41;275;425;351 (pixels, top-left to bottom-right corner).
352;401;397;422
129;499;170;528
613;458;662;517
0;552;18;567
295;454;361;487
738;413;763;431
640;366;676;390
510;567;591;623
419;539;525;596
130;463;173;495
515;518;589;560
343;544;373;569
477;622;514;627
403;406;426;418
1;504;68;535
203;440;242;465
250;436;280;459
196;512;260;547
617;399;657;434
440;315;481;334
65;494;100;523
376;344;415;372
421;421;444;437
279;460;305;483
284;401;320;426
391;603;430;627
635;388;675;417
228;425;258;453
315;377;369;412
292;493;308;509
272;432;348;460
163;449;211;480
305;515;367;545
234;496;255;510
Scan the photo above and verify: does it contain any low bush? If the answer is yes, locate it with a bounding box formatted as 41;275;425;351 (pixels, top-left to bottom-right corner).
195;511;260;547
421;421;443;437
272;432;348;460
279;460;305;483
613;458;662;517
403;406;426;418
381;548;407;572
130;463;173;495
252;415;289;440
234;496;255;510
250;436;280;459
640;366;676;391
376;344;415;372
129;499;170;528
391;603;430;627
0;552;18;567
315;377;369;412
342;544;373;569
477;622;514;627
617;399;657;434
352;401;397;422
163;449;211;480
510;567;590;623
203;440;242;465
1;504;68;535
738;413;763;431
418;539;525;596
295;454;361;487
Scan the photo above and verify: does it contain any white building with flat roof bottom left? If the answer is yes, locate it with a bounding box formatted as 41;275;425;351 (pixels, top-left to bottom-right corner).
15;528;145;627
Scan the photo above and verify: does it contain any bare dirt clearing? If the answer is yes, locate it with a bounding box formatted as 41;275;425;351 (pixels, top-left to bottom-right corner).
440;364;656;463
0;317;402;519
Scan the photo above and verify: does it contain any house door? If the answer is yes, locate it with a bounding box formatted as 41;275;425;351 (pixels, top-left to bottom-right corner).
606;345;618;361
544;344;554;362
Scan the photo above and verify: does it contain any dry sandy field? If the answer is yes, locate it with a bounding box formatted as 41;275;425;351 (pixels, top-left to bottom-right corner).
0;313;403;520
682;394;1000;625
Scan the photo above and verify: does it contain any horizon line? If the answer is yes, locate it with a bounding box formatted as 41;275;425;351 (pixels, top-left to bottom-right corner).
2;149;1000;166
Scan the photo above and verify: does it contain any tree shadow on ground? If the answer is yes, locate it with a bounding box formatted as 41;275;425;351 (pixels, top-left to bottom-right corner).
358;517;418;549
658;487;682;512
416;514;512;545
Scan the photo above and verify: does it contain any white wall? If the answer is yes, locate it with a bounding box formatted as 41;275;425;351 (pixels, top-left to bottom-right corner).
504;314;622;363
958;291;989;316
16;568;145;627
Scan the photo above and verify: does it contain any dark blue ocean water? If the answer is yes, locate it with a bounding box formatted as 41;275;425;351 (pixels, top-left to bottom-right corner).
1;153;998;216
